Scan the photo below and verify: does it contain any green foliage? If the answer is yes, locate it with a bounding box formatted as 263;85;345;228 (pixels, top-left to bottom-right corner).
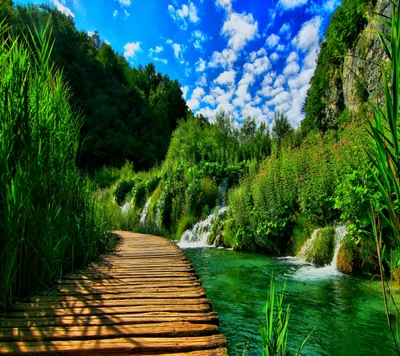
0;20;116;310
114;178;135;205
176;213;198;240
260;275;312;356
3;4;188;171
304;228;335;266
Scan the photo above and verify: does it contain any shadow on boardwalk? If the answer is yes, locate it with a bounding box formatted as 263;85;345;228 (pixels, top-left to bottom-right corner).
0;231;227;355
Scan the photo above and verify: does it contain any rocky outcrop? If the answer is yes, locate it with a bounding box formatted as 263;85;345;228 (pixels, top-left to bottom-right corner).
342;0;391;113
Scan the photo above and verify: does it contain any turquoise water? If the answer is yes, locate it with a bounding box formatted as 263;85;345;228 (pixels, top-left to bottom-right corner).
183;248;399;356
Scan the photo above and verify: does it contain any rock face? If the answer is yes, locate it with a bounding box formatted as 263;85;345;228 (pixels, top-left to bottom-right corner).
306;0;392;130
341;0;391;113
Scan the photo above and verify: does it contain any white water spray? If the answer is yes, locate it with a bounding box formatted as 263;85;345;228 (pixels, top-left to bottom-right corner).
177;207;228;248
281;225;348;280
139;197;151;224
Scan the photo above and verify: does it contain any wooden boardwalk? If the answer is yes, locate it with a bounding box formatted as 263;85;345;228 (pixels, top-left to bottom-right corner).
0;231;227;355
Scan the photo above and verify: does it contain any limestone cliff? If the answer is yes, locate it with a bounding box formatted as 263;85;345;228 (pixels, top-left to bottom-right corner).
303;0;391;132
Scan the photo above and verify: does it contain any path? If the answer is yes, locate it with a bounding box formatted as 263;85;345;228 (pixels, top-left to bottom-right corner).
0;231;227;355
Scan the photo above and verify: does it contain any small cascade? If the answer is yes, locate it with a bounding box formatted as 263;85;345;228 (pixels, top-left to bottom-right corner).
120;200;132;214
218;178;229;207
178;207;228;248
330;225;347;270
297;228;320;260
139;197;151;224
285;225;348;280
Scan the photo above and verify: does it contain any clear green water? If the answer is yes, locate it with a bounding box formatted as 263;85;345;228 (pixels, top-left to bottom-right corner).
183;248;399;356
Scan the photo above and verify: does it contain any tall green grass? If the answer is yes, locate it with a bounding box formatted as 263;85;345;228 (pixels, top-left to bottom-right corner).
0;20;116;310
367;1;400;353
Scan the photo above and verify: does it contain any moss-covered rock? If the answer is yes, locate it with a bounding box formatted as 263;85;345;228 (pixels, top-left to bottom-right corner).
337;238;377;274
305;227;335;266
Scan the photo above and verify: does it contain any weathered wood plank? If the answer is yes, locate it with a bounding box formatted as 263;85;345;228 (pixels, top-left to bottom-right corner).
0;334;227;354
0;232;227;354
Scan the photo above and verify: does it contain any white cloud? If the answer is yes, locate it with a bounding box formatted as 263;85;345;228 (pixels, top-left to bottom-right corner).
166;42;187;62
270;52;279;62
195;58;207;72
153;57;168;64
209;48;238;69
187;86;206;110
283;61;300;76
242;104;263;120
249;47;267;61
244;56;271;76
196;73;208;86
286;51;299;63
197;106;216;119
181;86;189;99
123;42;141;59
113;10;118;17
124;9;130;17
276;44;285;52
187;98;200;110
203;95;216;106
265;33;280;48
191;30;210;50
192;87;206;99
215;0;232;13
292;16;322;52
117;0;131;6
168;1;199;30
52;0;74;17
278;0;308;10
274;74;286;88
221;12;258;52
279;23;291;34
214;70;236;86
151;46;164;54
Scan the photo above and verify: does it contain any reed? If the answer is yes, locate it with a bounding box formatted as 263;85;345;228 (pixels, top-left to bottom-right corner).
368;1;400;353
0;19;116;310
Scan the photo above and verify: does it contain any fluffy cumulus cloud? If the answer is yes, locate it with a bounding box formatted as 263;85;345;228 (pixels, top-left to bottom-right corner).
214;70;236;86
292;16;322;52
153;58;168;64
195;58;207;72
196;73;208;86
209;48;238;69
221;12;258;52
123;41;141;59
215;0;232;13
187;86;206;110
265;34;280;48
52;0;74;17
168;1;199;30
270;52;279;62
283;61;300;76
278;0;308;10
181;86;189;100
191;30;210;50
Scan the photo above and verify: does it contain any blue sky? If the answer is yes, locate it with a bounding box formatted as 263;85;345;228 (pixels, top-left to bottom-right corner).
15;0;341;126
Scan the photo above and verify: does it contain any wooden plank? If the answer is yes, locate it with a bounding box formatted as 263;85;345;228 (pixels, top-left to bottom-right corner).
11;298;211;310
0;322;219;341
4;303;211;318
0;334;227;354
0;312;220;328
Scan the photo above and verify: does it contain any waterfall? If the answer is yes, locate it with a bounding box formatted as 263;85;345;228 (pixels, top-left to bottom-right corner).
297;228;320;260
218;178;229;207
178;207;228;248
285;225;348;280
139;197;151;224
330;225;347;270
120;200;132;214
